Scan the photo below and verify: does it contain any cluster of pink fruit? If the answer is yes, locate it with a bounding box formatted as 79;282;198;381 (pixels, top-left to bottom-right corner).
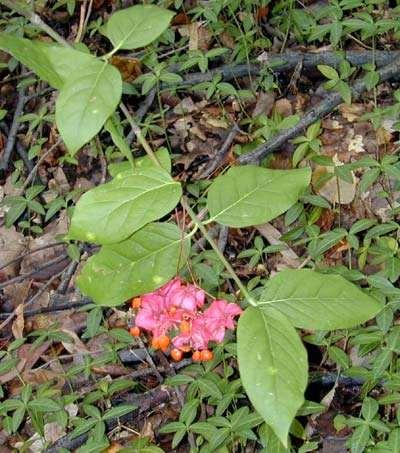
129;277;242;362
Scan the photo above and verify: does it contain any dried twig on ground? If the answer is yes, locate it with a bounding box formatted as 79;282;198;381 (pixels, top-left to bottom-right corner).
198;124;239;178
0;254;69;289
175;50;400;87
0;87;26;171
48;387;172;452
237;56;400;165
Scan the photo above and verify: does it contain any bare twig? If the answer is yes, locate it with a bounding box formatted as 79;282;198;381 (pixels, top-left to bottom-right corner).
16;141;34;173
0;87;26;171
126;89;157;145
198;124;240;178
18;139;62;193
0;254;69;289
57;260;79;295
120;102;160;166
169;50;400;88
0;269;65;329
137;337;163;383
237;56;400;165
0;242;65;272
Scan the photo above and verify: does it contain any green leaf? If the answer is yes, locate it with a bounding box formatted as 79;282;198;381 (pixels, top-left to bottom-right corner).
237;306;308;447
103;404;136;420
12;406;26;433
5;198;26;227
336;80;352;104
68;167;181;244
296;400;326;416
104;5;174;51
77;222;190;306
55;60;122;154
28;398;60;412
207;166;311;227
328;346;350;369
108;148;171;177
259;423;290;452
361;397;378;421
317;64;339;80
159;421;186;434
0;34;63;89
70;418;97;439
36;43;94;85
258;269;382;330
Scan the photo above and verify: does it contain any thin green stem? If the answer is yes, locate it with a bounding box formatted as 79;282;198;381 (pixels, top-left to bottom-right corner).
182;197;257;307
120;102;161;167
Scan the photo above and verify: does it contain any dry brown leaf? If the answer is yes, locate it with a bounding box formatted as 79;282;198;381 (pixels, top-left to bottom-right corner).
339;103;364;122
252;92;275;117
11;303;24;339
186;22;212;51
0;226;27;280
22;368;65;389
274;98;293;117
2;281;30;310
60;328;88;355
1;341;50;385
314;157;356;205
44;422;66;444
110;55;142;82
48;167;70;196
256;223;301;268
20;211;68;276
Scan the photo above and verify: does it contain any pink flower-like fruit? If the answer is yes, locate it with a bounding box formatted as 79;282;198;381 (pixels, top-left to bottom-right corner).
134;278;242;355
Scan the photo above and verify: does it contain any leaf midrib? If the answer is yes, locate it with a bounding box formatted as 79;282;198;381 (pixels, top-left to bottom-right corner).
105;234;186;269
210;176;275;221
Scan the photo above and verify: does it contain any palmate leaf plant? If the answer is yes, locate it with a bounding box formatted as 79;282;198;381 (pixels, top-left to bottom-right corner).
0;4;384;449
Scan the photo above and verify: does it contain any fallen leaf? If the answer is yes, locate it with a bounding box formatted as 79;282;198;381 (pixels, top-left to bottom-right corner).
314;156;356;205
1;341;50;385
0;226;27;280
274;98;293;117
44;422;66;443
252;92;275;117
11;304;24;339
339;103;365;122
110;55;142;82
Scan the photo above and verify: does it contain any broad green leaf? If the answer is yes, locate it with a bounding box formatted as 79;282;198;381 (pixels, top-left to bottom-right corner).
207;166;311;227
259;423;290;452
108;148;171;177
258;269;382;330
55;60;122;154
0;34;63;89
36;42;95;84
105;5;174;51
103;404;136;420
68;167;181;244
28;398;60;412
317;64;339;80
237;306;308;447
77;222;190;306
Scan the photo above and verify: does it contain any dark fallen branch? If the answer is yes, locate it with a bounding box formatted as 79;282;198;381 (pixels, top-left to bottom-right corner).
0;241;65;273
175;50;400;88
198;124;240;178
48;387;172;452
0;86;26;172
0;253;69;289
237;55;400;165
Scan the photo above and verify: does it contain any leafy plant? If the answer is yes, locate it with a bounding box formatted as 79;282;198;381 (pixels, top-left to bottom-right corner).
0;3;390;448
